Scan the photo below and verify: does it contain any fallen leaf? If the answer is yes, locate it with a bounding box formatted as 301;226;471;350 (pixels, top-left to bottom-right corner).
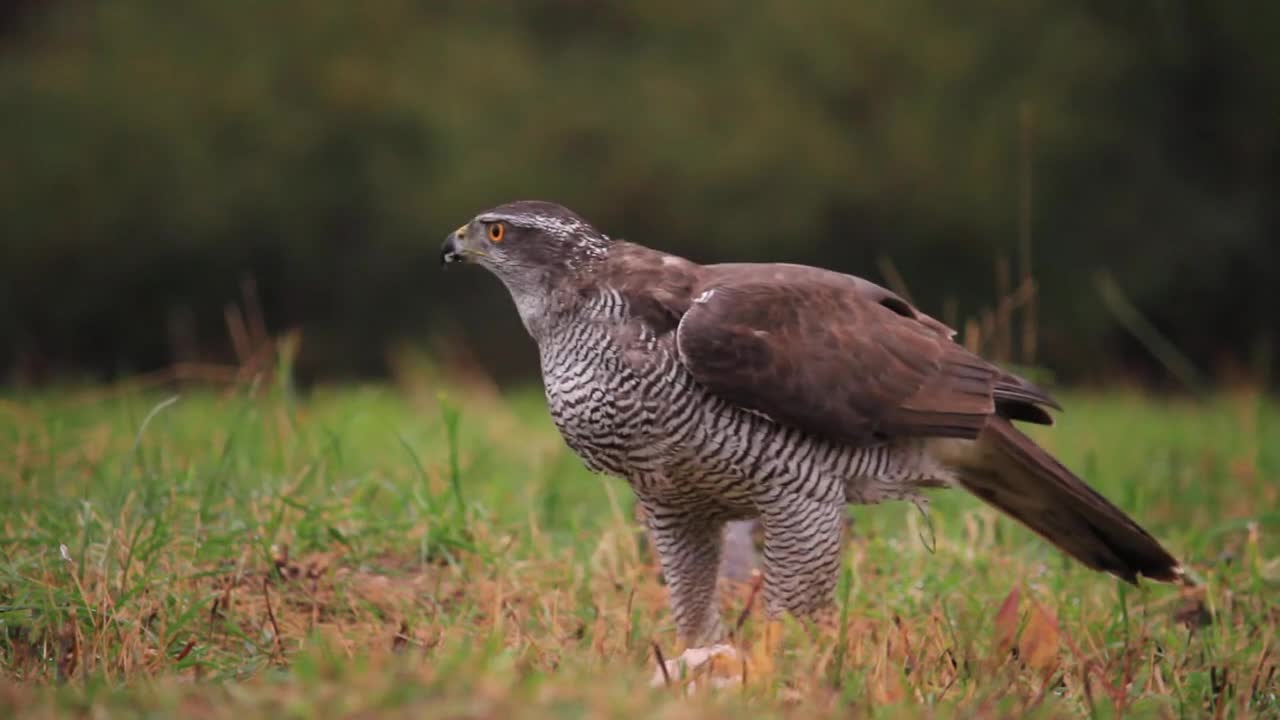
1019;600;1061;673
992;585;1021;658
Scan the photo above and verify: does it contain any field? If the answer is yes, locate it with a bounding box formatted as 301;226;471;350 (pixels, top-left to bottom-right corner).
1;376;1277;718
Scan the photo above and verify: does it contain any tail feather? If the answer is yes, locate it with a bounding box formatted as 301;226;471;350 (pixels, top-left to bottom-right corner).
949;418;1184;585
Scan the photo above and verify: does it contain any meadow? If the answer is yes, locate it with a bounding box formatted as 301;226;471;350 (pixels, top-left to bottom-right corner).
1;372;1277;718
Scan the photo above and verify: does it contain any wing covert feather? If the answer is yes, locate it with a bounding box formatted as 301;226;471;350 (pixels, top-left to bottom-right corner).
674;265;1054;446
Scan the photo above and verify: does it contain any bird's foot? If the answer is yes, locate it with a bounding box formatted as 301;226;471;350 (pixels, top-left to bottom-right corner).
649;621;784;692
650;643;747;692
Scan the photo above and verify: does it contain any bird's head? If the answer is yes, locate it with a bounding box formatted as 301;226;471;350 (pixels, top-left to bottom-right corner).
441;201;610;284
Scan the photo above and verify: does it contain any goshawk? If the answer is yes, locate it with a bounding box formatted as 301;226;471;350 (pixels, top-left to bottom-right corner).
441;201;1183;682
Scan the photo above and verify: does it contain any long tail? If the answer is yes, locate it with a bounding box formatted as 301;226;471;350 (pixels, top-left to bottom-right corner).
943;418;1185;585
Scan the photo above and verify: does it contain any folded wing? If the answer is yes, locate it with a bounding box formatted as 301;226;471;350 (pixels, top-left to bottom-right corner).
675;264;1057;447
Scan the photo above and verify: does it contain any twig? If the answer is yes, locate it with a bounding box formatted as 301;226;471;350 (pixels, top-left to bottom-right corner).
208;597;221;638
733;571;766;638
1246;640;1272;711
652;641;671;688
241;275;270;351
309;577;320;633
1210;667;1230;720
262;576;284;662
913;498;936;554
1060;619;1101;719
208;584;232;640
225;303;252;368
1081;668;1097;720
935;651;960;703
174;639;196;662
624;588;636;651
988;278;1037;358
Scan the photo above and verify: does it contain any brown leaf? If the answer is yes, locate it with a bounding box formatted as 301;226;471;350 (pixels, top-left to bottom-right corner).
1019;600;1061;673
992;585;1021;658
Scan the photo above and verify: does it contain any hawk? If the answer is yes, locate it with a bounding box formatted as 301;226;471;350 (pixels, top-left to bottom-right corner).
442;201;1184;682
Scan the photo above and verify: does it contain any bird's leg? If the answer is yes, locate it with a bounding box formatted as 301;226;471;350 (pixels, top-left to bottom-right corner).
646;504;727;644
642;502;743;689
752;497;846;677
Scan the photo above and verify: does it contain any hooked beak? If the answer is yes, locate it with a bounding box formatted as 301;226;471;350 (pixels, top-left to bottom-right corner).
441;225;469;267
441;234;462;266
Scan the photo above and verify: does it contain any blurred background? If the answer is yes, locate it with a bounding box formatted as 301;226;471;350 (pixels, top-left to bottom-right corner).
2;0;1277;390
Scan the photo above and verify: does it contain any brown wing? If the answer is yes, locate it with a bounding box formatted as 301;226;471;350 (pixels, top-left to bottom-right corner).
675;263;1057;447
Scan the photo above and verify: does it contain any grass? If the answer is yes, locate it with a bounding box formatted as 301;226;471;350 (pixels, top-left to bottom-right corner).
0;376;1277;718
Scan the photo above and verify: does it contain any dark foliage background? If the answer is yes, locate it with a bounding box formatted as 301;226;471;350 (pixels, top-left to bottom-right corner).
2;1;1277;387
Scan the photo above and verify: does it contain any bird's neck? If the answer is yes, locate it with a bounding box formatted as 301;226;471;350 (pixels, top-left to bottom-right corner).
501;274;555;340
495;247;612;342
496;269;582;343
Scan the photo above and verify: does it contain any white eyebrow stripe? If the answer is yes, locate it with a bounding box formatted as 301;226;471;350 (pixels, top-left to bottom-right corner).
477;211;590;241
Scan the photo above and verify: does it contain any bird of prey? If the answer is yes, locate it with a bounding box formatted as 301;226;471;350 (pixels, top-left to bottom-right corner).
441;200;1185;684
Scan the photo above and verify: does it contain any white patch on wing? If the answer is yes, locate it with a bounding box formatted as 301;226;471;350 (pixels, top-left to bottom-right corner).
676;285;786;429
738;405;782;424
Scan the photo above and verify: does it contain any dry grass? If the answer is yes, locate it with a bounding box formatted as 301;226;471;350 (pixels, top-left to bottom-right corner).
0;380;1277;718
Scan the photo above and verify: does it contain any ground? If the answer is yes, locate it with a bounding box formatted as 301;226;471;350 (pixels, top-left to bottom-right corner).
0;375;1277;718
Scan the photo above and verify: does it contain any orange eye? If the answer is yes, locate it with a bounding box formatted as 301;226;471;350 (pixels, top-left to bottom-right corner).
488;222;505;243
